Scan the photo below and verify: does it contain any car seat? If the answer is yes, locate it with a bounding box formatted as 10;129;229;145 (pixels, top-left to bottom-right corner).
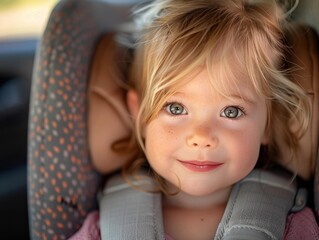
27;0;319;239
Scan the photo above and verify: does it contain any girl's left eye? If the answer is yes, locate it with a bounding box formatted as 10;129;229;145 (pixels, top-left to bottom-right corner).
221;106;245;119
165;102;188;115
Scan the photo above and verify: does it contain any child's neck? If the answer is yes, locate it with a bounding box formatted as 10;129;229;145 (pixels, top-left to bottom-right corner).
163;186;231;210
162;187;231;240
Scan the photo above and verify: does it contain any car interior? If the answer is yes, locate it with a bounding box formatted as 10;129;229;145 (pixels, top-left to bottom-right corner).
0;0;318;239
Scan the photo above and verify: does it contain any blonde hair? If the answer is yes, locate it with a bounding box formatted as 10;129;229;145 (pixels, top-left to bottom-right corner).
123;0;310;188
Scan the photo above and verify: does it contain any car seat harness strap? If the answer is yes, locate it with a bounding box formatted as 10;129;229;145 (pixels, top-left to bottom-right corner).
99;170;299;240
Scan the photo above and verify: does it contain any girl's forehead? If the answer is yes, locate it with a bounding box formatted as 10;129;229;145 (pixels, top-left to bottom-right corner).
173;57;256;90
177;67;260;101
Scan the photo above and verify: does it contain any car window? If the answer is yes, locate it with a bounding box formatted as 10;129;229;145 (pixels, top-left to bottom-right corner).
0;0;58;40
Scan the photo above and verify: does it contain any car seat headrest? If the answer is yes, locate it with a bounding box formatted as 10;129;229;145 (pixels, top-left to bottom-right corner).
27;0;138;238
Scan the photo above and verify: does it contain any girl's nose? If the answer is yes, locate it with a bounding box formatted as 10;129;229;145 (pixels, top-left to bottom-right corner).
186;125;218;149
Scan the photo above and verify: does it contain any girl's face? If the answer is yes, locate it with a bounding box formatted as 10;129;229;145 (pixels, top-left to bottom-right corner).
143;68;268;197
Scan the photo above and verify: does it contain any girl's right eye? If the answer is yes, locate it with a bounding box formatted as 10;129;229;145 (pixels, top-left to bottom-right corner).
164;102;188;115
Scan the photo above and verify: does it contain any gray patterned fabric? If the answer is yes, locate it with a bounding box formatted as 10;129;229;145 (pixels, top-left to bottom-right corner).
27;0;133;239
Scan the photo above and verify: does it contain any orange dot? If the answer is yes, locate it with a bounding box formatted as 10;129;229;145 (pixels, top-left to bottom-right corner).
59;138;65;145
64;77;70;84
71;156;76;163
57;172;63;179
51;178;56;185
45;219;51;226
58;81;65;87
63;128;69;134
36;126;41;132
57;89;63;95
42;82;48;90
55;186;61;193
68;101;74;108
62;213;67;220
57;222;64;229
47;151;53;158
49;77;55;84
68;122;74;129
55;70;62;76
41;233;48;240
53;146;60;153
52;121;57;128
49;164;55;171
62;181;68;188
67;144;72;151
57;205;63;212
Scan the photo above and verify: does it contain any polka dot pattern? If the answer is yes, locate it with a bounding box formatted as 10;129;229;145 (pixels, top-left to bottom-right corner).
28;1;104;239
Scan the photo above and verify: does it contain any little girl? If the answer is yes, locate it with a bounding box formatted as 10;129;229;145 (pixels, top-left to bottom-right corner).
71;0;318;239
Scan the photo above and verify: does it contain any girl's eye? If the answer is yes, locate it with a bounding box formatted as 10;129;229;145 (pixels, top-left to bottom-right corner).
221;106;244;119
165;102;187;115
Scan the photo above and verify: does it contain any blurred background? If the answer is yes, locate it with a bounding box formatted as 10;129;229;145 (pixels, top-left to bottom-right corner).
0;0;57;39
0;0;57;238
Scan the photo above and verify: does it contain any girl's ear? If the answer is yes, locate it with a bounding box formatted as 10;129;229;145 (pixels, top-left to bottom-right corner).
127;90;140;119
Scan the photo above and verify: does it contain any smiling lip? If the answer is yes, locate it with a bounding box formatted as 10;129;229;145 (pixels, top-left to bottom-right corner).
178;160;223;172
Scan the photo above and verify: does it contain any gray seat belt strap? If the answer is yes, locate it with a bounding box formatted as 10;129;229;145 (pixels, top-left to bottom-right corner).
99;174;165;240
99;170;298;240
215;169;297;240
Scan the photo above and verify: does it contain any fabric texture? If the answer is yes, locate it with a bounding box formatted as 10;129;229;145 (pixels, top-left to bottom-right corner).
28;1;102;239
69;208;319;240
98;174;165;240
27;1;135;239
69;171;319;240
215;170;297;240
284;207;319;240
69;211;101;240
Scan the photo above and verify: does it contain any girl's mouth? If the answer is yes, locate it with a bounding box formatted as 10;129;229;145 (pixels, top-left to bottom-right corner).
178;160;223;172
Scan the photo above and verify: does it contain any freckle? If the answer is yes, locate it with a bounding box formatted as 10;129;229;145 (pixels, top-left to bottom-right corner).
201;218;204;222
